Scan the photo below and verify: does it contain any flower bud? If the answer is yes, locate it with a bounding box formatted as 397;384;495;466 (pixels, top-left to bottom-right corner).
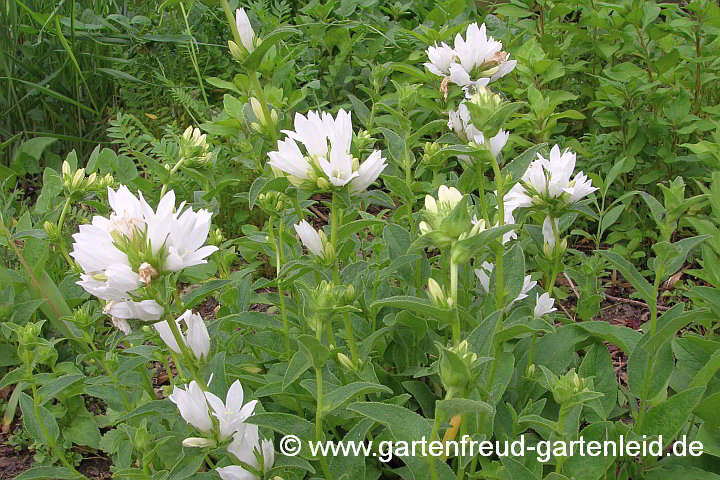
44;221;61;241
270;109;278;125
438;346;471;393
250;97;266;126
62;160;71;176
182;437;217;448
337;352;354;370
228;40;246;61
251;122;263;133
134;425;151;452
316;177;330;190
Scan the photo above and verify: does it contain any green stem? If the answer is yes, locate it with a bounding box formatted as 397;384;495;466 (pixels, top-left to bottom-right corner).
219;0;242;46
57;196;72;231
165;315;206;389
491;157;505;311
274;216;292;360
315;328;333;480
248;69;277;142
330;192;340;283
637;270;663;425
160;156;187;198
428;413;441;480
450;259;460;346
343;312;359;366
180;2;209;108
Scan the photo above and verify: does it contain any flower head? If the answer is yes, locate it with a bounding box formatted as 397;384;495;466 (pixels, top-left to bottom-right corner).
534;292;557;317
169;381;213;434
294;220;334;262
154;310;210;361
235;8;256;53
504;145;597;213
218;424;275;480
475;262;536;307
424;23;516;92
268;109;386;194
204;380;258;441
71;186;218;326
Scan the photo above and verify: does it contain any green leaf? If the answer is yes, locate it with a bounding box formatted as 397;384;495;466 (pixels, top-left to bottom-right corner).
245;412;315;441
14;467;81;480
636;387;705;448
338;219;386;239
347;94;370;127
296;334;331;369
283;350;311;389
324;382;393;412
19;392;60;447
181;279;230;309
243;26;300;71
451;224;517;264
596;250;653;304
377;128;407;167
220;312;286;332
247;175;289;210
502;144;546;183
578;344;617;420
370;296;448;322
35;374;85;405
167;452;206;480
563;422;617;480
436;398;493;418
329;418;374;480
689;348;720;389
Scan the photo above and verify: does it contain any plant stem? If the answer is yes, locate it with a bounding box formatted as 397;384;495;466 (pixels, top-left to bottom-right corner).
330;192;340;283
219;0;242;46
315;328;333;480
247;69;277;142
57;196;72;231
450;259;461;346
491;157;505;311
160;156;187;198
274;216;292;360
343;312;359;366
165;315;206;389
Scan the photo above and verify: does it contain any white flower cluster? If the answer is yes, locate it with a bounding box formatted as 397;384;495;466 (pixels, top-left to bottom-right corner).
70;186;218;331
170;380;274;480
504;145;597;211
425;23;516;90
268;109;387;194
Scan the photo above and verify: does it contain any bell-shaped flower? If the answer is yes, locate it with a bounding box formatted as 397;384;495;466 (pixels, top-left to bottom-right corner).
268;109;386;193
504;145;597;211
349;150;387;194
105;299;164;321
424;23;516;91
419;185;464;236
293;220;334;262
71;186;218;327
218;424;275;480
475;262;537;306
542;216;559;249
204;380;258;441
424;42;455;76
534;292;557;317
235;8;255;53
164;206;219;271
169;381;213;434
154;310;210;361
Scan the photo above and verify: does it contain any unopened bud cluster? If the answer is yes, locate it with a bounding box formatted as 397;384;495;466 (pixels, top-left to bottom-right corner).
62;160;114;196
180;126;214;168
